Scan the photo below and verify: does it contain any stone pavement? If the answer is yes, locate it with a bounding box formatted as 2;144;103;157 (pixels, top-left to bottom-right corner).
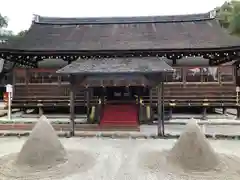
0;108;239;137
0;110;237;123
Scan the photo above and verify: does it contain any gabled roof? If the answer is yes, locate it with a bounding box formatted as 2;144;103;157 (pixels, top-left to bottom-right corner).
36;13;211;24
56;57;173;75
82;75;149;87
3;12;240;52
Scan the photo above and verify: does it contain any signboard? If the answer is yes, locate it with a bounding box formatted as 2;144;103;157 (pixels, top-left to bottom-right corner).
237;86;240;92
6;84;12;93
5;84;12;121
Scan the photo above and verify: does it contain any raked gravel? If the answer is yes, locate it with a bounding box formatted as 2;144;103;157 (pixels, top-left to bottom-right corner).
0;137;238;179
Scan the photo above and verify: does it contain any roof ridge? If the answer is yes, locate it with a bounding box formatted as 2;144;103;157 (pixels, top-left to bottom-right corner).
33;12;215;25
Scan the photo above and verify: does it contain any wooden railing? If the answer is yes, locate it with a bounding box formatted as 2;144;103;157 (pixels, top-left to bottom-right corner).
142;83;237;107
12;84;98;107
12;83;238;108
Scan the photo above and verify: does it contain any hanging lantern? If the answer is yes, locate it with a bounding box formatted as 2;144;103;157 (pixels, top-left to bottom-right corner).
3;92;8;102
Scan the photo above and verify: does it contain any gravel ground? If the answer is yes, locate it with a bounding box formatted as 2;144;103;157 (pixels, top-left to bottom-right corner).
0;137;240;179
141;124;240;136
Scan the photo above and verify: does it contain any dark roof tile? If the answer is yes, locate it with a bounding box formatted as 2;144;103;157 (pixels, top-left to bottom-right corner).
83;74;149;86
36;13;211;25
56;57;173;74
4;13;240;51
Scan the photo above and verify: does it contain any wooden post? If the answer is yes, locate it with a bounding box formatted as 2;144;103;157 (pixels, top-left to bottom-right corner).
237;106;240;120
12;69;16;96
169;107;173;120
26;69;29;96
202;107;207;120
150;87;153;122
86;88;90;123
100;90;105;121
157;84;162;137
102;87;105;105
69;75;76;136
161;80;165;136
222;107;227;115
97;97;102;124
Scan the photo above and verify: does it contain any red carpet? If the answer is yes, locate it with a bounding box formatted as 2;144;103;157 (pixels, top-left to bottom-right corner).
100;104;138;127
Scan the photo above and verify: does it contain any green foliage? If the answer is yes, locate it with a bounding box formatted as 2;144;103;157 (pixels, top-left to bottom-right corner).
0;13;7;28
0;13;12;41
229;13;240;33
217;0;240;35
0;13;28;42
17;30;28;37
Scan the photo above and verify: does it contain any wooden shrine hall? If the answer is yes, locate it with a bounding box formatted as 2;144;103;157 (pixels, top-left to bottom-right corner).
57;57;173;136
1;12;240;136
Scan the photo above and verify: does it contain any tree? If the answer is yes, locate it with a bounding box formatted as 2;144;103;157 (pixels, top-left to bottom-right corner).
0;13;7;28
216;1;233;28
216;0;240;35
17;30;28;37
0;13;18;82
0;13;13;42
0;13;28;43
228;1;240;34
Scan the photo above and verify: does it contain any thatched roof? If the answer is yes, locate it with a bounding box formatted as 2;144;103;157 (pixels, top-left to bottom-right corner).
3;13;240;52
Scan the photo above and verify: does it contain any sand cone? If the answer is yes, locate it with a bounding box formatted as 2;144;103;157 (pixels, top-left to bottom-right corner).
167;119;220;171
15;115;67;167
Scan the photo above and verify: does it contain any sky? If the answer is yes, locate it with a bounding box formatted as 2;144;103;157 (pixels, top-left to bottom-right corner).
0;0;228;34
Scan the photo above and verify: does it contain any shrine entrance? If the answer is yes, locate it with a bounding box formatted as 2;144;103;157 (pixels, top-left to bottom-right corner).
106;86;149;101
106;86;135;101
56;57;173;136
93;86;150;104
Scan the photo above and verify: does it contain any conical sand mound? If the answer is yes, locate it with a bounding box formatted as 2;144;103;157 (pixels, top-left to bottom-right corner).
167;120;220;171
138;120;240;180
15;115;67;168
0;115;96;180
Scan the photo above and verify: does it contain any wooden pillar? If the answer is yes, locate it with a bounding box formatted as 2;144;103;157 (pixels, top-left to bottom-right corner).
150;87;153;122
169;107;173;120
26;69;29;96
160;80;165;136
237;106;240;120
222;107;227;115
157;80;165;136
202;107;207;120
12;69;16;95
86;88;90;123
97;98;102;124
69;75;76;136
102;87;105;105
100;89;105;121
172;58;177;66
157;84;162;137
